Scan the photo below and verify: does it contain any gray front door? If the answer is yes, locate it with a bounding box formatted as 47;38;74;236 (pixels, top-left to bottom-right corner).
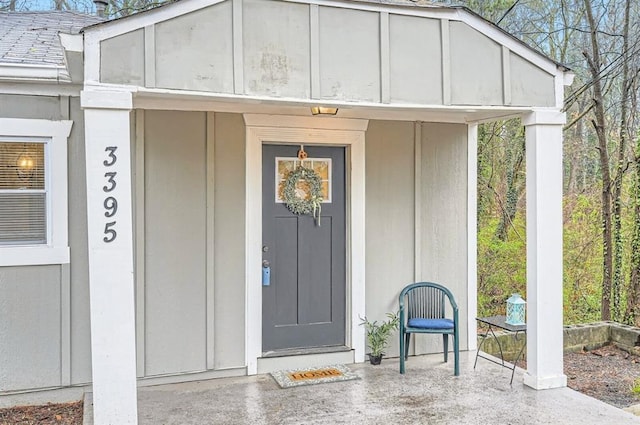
262;144;346;352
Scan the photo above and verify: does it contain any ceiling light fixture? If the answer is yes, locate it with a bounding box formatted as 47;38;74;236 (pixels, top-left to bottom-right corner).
310;106;338;116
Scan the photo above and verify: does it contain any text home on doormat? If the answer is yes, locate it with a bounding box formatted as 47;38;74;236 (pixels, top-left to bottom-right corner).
288;367;343;381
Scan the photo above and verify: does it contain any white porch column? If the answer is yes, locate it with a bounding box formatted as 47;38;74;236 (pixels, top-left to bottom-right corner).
82;90;138;424
522;110;567;390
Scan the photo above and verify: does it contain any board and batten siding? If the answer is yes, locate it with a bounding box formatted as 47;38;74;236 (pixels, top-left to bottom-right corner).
0;95;92;393
137;111;246;377
0;106;246;393
97;0;557;108
365;120;415;358
143;110;208;375
212;112;246;369
365;120;469;357
0;266;63;391
418;122;469;353
0;105;469;393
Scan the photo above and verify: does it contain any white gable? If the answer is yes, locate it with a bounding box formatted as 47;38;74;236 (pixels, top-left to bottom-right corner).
84;0;570;110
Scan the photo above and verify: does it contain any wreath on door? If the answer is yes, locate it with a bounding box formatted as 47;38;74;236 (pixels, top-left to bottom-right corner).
283;165;323;224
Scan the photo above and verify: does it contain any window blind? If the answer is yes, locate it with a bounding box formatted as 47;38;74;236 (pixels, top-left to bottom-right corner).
0;142;47;245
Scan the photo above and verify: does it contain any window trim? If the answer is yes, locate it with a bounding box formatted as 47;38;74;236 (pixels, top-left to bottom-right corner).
0;118;72;266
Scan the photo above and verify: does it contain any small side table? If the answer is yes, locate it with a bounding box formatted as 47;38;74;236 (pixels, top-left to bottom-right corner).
474;315;526;385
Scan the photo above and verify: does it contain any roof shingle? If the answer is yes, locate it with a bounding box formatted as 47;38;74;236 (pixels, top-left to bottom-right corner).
0;11;102;66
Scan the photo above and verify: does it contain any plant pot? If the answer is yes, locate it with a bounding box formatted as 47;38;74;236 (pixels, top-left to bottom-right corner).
368;354;383;365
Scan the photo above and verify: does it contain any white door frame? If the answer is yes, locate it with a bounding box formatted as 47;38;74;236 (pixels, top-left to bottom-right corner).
244;114;368;374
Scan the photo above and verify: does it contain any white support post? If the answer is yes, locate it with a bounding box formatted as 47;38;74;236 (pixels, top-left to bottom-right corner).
522;110;567;390
82;90;138;424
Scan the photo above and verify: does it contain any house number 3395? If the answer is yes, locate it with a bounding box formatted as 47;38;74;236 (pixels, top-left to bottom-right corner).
102;146;118;243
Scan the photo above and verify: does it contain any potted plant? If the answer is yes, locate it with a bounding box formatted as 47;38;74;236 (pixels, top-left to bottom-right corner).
360;312;400;365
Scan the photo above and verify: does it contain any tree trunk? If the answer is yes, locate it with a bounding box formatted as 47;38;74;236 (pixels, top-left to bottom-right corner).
495;126;525;241
618;0;640;325
612;0;631;323
584;0;612;321
628;138;640;326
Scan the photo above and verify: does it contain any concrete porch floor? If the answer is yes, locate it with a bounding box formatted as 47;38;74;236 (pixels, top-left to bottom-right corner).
86;351;640;424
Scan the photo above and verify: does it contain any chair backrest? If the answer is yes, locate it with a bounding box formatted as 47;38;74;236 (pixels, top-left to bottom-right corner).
399;282;458;320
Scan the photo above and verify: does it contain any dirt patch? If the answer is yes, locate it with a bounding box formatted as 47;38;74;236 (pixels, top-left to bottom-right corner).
0;400;82;425
565;344;640;408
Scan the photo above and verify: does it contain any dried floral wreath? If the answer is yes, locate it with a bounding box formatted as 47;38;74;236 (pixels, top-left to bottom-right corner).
282;165;323;225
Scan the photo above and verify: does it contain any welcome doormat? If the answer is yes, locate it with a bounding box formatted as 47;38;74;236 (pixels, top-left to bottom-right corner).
270;364;360;388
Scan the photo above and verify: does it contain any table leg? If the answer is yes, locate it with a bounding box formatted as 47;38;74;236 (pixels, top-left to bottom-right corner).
474;326;488;369
509;331;527;385
488;325;506;367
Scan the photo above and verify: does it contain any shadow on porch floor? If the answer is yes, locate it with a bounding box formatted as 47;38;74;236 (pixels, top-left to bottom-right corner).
87;351;640;425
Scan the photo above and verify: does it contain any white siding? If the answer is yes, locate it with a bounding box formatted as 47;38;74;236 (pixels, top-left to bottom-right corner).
213;113;246;369
364;120;469;357
0;95;92;393
0;266;62;391
419;122;469;353
100;29;145;86
243;0;310;98
155;3;234;92
365;120;415;357
318;7;380;102
143;110;208;376
97;0;561;107
450;22;503;106
511;53;555;107
389;15;442;105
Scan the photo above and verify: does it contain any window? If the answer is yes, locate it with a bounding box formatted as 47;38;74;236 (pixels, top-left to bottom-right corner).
275;157;332;203
0;118;72;266
0;141;47;245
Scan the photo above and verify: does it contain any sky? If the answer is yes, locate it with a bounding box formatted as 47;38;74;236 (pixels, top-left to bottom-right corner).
9;0;97;14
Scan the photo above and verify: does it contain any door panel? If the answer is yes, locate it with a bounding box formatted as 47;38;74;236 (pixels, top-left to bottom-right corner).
262;144;346;352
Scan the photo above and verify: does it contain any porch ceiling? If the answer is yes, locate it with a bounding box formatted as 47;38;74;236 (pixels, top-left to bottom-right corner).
84;0;572;113
132;89;531;124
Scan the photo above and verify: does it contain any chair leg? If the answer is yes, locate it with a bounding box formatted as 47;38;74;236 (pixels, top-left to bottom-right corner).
454;330;460;376
405;333;411;360
400;330;405;374
443;334;449;363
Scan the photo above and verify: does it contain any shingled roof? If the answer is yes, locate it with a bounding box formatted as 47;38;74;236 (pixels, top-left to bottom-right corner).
0;11;102;67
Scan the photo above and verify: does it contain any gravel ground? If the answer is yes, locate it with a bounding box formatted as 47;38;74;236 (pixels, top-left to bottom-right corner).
1;345;638;424
565;344;640;408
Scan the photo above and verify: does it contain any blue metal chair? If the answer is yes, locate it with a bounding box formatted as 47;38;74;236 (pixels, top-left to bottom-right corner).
399;282;459;376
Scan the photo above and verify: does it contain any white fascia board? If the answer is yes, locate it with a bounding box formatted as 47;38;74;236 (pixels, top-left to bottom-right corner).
59;33;84;52
554;75;565;109
132;85;532;112
455;9;564;77
0;63;71;82
83;28;105;84
0;81;81;96
286;0;459;20
564;72;576;86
